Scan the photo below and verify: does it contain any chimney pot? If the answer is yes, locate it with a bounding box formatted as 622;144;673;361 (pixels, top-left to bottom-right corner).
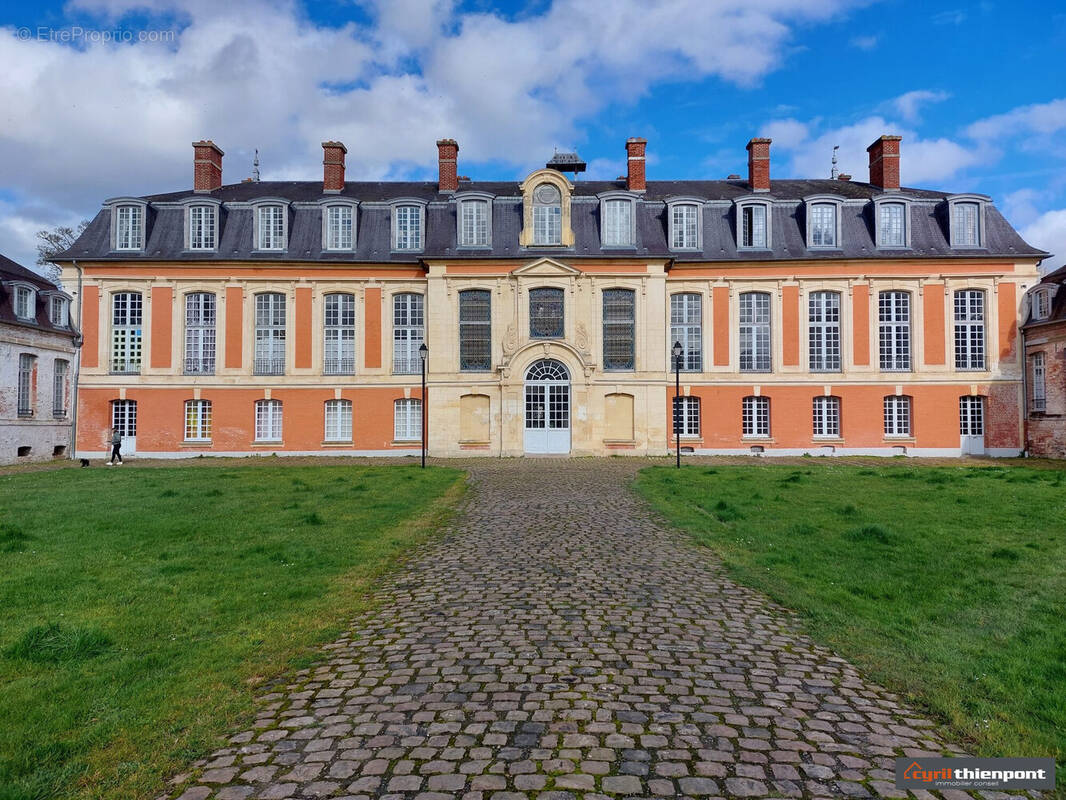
867;135;901;190
322;140;347;192
837;173;851;181
746;138;771;192
192;140;224;193
625;137;647;192
437;138;459;193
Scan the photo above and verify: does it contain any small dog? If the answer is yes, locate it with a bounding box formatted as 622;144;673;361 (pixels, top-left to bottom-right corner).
80;459;90;467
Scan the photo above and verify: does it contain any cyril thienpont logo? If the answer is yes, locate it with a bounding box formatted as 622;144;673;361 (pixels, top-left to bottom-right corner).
896;757;1055;790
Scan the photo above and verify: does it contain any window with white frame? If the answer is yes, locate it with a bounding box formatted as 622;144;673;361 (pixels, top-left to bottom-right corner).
740;203;768;248
324;399;352;441
254;399;282;442
112;399;137;438
742;396;770;437
459;289;491;371
670;293;702;371
185;292;216;375
672;396;700;438
808;291;841;372
189;205;216;250
257;204;285;250
959;395;984;435
393;293;424;374
812;395;841;438
952;201;980;247
53;359;69;417
884;395;911;437
324;293;355;374
1034;289;1051;321
254;293;286;375
184;399;212;441
1032;352;1046;412
603;198;633;246
394;204;423;250
739;291;771;372
460;199;489;247
13;286;34;320
326;205;354;250
670;203;699;249
529;287;564;338
879;291;911;371
115;204;143;250
394;398;422;441
603;288;636;370
879;202;906;247
111;292;142;373
954;289;986;370
809;202;837;247
49;295;68;327
17;353;34;416
532;184;562;245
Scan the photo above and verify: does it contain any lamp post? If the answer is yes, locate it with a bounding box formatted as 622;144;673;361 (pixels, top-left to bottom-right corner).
419;342;428;469
672;340;683;469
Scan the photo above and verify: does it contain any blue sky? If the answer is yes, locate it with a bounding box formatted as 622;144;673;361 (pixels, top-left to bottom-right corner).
0;0;1063;270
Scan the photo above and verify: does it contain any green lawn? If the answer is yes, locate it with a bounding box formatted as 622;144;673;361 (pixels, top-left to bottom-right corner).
0;463;463;800
636;463;1066;790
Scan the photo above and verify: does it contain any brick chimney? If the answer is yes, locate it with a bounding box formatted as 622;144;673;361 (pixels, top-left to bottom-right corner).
625;137;647;192
437;138;459;193
192;140;224;192
867;135;902;190
746;138;771;192
322;141;347;192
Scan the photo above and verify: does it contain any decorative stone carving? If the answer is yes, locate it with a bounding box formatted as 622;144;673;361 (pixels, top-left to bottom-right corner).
502;323;518;355
575;321;589;354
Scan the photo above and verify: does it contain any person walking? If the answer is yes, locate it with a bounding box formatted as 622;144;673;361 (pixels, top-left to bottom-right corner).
107;427;124;466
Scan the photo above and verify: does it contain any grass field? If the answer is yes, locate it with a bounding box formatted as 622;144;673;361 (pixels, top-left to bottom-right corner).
636;462;1066;792
0;463;463;800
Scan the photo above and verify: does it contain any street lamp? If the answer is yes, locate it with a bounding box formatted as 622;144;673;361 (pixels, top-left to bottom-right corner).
671;340;683;469
419;342;428;469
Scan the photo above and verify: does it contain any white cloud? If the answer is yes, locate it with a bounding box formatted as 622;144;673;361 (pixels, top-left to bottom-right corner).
1020;209;1066;265
1000;188;1045;228
965;98;1066;141
849;35;877;50
889;89;949;122
932;9;967;25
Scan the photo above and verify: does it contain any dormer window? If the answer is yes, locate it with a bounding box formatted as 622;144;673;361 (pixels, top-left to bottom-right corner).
115;204;143;250
13;285;35;320
458;197;490;247
325;204;354;250
809;203;838;247
737;200;771;249
188;204;216;250
1034;288;1052;321
49;295;69;327
257;204;286;250
602;197;634;247
533;183;562;245
876;200;907;248
669;201;701;250
393;203;424;251
951;201;981;247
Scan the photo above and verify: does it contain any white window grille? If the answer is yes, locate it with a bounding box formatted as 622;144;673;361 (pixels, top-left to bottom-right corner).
739;292;771;372
672;396;700;438
879;291;911;371
394;205;423;250
394;398;422;441
532;184;562;245
809;291;841;371
603;289;635;370
185;292;216;374
115;205;143;250
884;395;911;436
460;199;489;247
459;289;491;371
740;204;767;248
254;293;286;375
603;199;632;246
879;202;905;246
959;396;984;436
53;359;69;417
189;205;216;249
1035;290;1051;320
392;293;424;374
529;288;564;338
324;399;353;441
1032;352;1046;412
742;396;770;437
670;293;702;371
953;202;980;246
671;203;699;249
14;286;34;319
954;289;986;370
809;203;837;247
254;399;282;442
812;396;841;437
17;353;34;416
324;293;355;374
111;292;143;373
184;399;212;441
112;399;137;437
49;296;68;327
326;205;354;250
257;205;285;250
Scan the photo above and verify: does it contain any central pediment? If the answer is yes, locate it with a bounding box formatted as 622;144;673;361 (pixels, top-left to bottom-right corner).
511;257;581;277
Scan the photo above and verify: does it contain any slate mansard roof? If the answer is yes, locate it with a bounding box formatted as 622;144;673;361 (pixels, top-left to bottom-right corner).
0;254;76;336
59;178;1048;264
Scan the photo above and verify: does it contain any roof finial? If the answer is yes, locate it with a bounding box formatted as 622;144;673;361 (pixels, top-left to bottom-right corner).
830;145;839;180
252;149;260;182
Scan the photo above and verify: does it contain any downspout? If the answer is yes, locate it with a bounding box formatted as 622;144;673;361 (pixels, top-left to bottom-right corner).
70;260;83;460
1020;320;1029;457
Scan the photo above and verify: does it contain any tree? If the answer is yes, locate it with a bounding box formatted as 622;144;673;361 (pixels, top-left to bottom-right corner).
36;220;90;283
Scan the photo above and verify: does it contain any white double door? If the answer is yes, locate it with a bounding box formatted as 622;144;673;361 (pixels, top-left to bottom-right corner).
524;381;570;454
959;396;985;455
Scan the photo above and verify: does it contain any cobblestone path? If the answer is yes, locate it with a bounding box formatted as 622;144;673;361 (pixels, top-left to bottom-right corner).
170;459;981;800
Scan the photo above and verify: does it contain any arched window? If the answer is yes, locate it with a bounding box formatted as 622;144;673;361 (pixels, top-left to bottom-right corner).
670;293;702;371
13;285;35;320
393;204;423;250
878;202;906;247
254;293;286;375
188;204;216;250
532;183;562;245
114;204;144;250
808;202;838;247
812;396;841;438
185;292;216;375
459;198;490;247
111;292;143;374
392;293;424;374
458;289;491;371
809;291;841;372
324;293;356;374
325;399;353;441
184;399;211;441
325;204;354;250
739;292;771;372
256;204;286;250
602;198;634;246
603;289;635;370
669;202;700;249
254;399;282;442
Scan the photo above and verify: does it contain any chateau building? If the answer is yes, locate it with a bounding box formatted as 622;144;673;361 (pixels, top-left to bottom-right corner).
56;135;1047;458
1022;265;1066;457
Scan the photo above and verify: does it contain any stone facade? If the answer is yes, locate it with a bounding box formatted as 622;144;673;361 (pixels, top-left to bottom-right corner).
1022;266;1066;457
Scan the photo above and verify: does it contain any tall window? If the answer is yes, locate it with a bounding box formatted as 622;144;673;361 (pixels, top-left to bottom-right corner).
111;292;143;374
1032;352;1046;412
533;184;562;245
326;205;354;250
393;293;424;374
603;199;633;246
189;205;216;250
879;291;911;371
809;203;837;247
959;396;984;436
812;396;841;438
603;289;636;370
673;396;700;437
529;288;564;338
112;399;137;439
257;205;285;250
953;202;980;246
809;291;841;371
52;359;69;417
884;396;911;437
394;205;422;250
394;398;422;441
458;289;491;371
739;292;771;372
49;296;68;327
185;292;216;375
14;286;34;319
254;293;286;375
325;399;353;442
115;205;143;250
184;399;211;441
671;203;699;249
740;204;767;248
1034;289;1051;320
17;354;34;416
879;202;905;247
954;289;986;370
742;396;770;437
324;293;355;374
254;399;282;442
460;199;489;247
670;293;702;371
